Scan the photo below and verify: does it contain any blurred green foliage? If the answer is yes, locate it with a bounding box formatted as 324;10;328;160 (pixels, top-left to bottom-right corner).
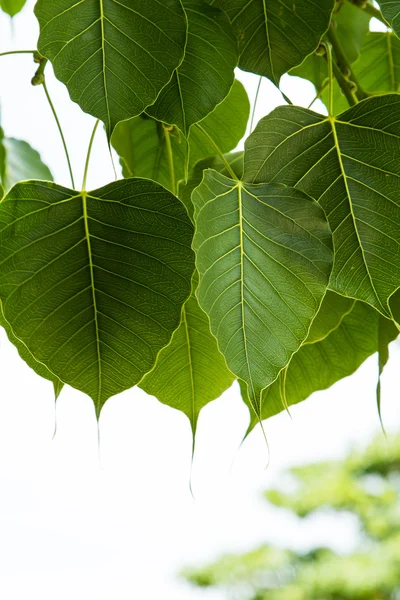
183;436;400;599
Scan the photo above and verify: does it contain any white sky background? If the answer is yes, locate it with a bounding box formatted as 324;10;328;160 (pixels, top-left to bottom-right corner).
0;4;398;599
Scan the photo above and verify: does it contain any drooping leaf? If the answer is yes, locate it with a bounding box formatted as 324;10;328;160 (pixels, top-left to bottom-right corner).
0;0;26;16
379;0;400;35
112;79;250;192
192;170;333;413
140;272;235;436
242;298;399;432
0;179;194;415
244;95;400;320
0;301;64;394
34;0;187;137
147;0;238;137
210;0;334;83
0;128;53;192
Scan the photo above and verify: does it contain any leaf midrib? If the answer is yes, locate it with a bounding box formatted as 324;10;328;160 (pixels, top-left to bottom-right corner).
82;191;102;408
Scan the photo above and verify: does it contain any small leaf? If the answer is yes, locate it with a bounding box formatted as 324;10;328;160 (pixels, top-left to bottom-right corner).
211;0;334;83
0;0;26;16
0;128;53;192
35;0;187;137
0;179;194;414
242;297;399;432
147;0;238;137
140;273;235;436
112;79;250;192
192;170;333;413
244;95;400;319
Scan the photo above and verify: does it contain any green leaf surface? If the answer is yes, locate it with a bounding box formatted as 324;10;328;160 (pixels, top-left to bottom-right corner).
243;298;399;431
192;170;333;412
179;151;244;220
140;273;235;436
0;0;26;16
379;0;400;35
0;301;64;394
34;0;187;137
0;179;194;414
112;79;249;192
0;129;53;192
211;0;334;83
353;32;400;94
147;0;238;137
244;95;400;319
306;291;355;345
332;1;371;64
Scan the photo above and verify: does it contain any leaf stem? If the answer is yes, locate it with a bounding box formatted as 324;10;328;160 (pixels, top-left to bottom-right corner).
346;0;390;28
250;76;262;132
0;50;36;58
42;79;75;188
326;25;368;103
163;124;176;195
326;42;334;116
82;120;100;191
195;124;238;180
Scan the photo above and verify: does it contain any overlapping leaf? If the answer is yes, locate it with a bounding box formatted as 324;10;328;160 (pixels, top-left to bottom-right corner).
140;273;234;436
0;128;53;192
147;0;238;137
112;80;249;192
244;95;400;319
35;0;187;137
379;0;400;35
210;0;334;83
0;0;26;16
0;179;194;414
192;170;333;412
243;296;399;431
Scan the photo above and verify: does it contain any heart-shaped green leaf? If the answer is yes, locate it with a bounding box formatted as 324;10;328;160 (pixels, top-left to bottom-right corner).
140;272;234;436
211;0;334;83
112;79;250;192
192;170;333;412
244;95;400;319
147;0;238;137
0;179;194;414
35;0;187;137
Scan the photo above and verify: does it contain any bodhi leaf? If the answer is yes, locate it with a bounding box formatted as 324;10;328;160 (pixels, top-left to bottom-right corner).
305;290;355;345
352;32;400;94
0;302;64;397
243;297;399;432
147;0;238;137
112;79;250;192
140;272;235;437
0;0;26;16
192;170;333;414
0;128;53;192
34;0;187;138
210;0;334;84
0;179;194;415
244;95;400;320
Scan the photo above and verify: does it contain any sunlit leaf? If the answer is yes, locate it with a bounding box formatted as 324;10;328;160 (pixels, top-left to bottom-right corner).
147;0;238;137
112;79;249;192
192;170;333;412
35;0;187;137
211;0;334;83
0;179;194;414
0;0;26;16
244;95;400;319
140;272;234;436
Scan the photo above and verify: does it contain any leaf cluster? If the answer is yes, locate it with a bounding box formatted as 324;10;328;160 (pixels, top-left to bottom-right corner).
0;0;399;448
